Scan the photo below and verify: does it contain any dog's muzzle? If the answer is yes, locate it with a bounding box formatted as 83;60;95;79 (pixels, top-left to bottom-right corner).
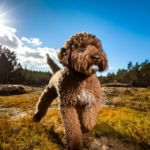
89;64;99;72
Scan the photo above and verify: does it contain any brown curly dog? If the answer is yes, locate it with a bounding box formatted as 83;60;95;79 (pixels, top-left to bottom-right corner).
33;32;108;150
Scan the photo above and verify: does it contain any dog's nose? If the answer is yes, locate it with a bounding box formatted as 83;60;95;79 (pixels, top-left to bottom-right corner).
92;55;99;62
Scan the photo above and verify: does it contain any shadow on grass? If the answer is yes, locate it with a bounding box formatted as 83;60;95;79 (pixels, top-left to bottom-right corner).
46;126;65;148
94;122;150;150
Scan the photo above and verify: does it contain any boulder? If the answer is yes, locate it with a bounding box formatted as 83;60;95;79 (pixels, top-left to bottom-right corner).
0;85;26;96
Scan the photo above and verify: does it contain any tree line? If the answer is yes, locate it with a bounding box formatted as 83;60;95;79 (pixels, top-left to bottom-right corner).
0;45;51;86
0;45;149;87
99;60;150;87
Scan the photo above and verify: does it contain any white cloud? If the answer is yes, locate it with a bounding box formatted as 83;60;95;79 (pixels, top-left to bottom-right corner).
0;24;60;72
21;37;42;46
21;37;31;43
16;46;61;71
0;25;23;49
31;38;42;46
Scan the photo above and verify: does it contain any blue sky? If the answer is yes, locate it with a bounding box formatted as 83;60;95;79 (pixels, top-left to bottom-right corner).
0;0;150;76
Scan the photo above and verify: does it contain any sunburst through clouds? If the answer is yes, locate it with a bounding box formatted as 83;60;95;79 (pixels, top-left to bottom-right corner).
0;1;19;27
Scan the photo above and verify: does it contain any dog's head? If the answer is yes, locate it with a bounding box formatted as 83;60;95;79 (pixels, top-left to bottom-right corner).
57;32;108;75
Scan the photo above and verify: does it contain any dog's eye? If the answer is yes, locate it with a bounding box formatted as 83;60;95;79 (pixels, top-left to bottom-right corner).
61;47;66;55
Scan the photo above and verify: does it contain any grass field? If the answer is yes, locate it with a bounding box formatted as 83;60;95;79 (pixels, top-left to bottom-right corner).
0;86;150;150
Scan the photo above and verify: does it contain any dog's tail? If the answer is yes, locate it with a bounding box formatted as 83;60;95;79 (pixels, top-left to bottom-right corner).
46;53;60;74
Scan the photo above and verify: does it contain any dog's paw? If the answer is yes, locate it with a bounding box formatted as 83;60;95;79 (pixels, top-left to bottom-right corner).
67;144;82;150
32;113;42;122
67;146;82;150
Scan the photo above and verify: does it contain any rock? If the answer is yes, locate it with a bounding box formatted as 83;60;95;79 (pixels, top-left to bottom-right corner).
90;138;101;149
0;85;26;96
123;89;133;95
102;145;112;150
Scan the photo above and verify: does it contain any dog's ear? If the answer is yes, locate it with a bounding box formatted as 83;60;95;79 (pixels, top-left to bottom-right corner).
57;47;69;67
99;53;108;72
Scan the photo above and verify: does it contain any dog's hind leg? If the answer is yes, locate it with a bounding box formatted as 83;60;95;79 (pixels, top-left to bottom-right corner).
60;107;83;150
33;84;57;122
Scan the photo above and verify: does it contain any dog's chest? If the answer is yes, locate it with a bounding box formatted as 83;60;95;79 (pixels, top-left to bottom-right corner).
56;70;99;106
77;90;96;106
57;80;96;106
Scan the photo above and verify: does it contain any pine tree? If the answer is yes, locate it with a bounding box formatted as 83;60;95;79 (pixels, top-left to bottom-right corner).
0;45;19;84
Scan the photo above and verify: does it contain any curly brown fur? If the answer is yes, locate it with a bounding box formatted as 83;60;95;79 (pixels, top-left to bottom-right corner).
58;32;107;74
33;32;108;150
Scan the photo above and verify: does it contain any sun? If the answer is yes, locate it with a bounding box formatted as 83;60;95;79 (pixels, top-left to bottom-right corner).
0;1;16;26
0;13;13;27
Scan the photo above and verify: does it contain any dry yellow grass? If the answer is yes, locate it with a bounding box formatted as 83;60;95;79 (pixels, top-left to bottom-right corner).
0;113;64;150
0;86;150;149
95;88;150;149
0;86;42;111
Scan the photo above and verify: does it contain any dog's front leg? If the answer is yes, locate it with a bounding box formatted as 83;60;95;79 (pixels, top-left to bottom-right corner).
60;106;83;150
80;104;100;133
33;84;57;122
